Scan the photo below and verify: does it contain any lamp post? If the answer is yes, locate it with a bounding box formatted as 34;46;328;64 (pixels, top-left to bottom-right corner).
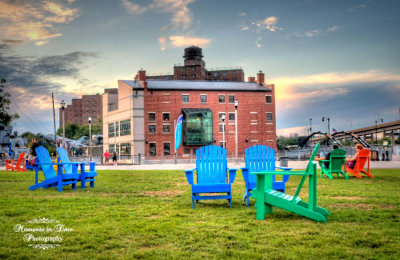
221;113;226;149
235;100;239;161
375;118;383;144
88;116;92;162
60;100;66;140
322;117;330;134
309;118;312;134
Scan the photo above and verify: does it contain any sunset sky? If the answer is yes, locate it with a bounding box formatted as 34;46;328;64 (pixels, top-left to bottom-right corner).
1;0;399;136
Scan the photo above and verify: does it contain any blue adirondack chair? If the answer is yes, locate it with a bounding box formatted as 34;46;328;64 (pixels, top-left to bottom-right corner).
29;146;79;192
241;145;292;206
57;147;97;188
184;145;237;208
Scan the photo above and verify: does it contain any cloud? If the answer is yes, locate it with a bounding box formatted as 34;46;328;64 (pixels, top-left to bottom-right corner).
348;4;366;12
168;35;210;47
240;26;249;31
328;26;339;31
305;29;320;38
0;1;79;46
252;16;282;32
255;36;262;48
272;70;400;134
160;25;173;32
121;0;147;14
292;26;340;39
238;12;247;17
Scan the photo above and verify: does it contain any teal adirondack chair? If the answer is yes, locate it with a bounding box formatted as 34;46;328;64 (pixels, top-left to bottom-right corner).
184;145;237;208
318;149;348;179
57;147;97;188
252;143;330;222
29;146;79;192
241;145;292;206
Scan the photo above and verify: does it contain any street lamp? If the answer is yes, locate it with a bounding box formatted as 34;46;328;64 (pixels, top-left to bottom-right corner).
60;100;66;140
309;118;312;134
234;100;239;161
88;116;92;162
322;117;330;134
375;118;383;144
221;113;226;149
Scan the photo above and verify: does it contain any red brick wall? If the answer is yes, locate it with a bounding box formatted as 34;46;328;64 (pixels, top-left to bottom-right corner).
143;88;276;158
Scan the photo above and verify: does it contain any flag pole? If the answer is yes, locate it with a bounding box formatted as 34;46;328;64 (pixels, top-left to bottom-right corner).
52;93;57;145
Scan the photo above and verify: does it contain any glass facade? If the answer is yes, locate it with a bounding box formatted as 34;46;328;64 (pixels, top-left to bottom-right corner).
108;122;119;137
120;119;130;136
182;109;213;146
120;143;131;155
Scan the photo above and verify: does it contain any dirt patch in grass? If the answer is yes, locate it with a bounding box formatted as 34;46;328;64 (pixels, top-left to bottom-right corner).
331;203;395;210
144;190;185;197
176;182;188;186
331;196;365;200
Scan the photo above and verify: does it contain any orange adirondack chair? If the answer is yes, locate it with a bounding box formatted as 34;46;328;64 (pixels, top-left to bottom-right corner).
5;152;27;172
345;149;373;178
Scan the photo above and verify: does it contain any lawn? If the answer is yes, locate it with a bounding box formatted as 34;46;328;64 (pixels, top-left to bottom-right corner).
0;169;399;259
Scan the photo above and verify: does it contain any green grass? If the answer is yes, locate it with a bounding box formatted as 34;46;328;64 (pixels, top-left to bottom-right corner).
0;169;399;259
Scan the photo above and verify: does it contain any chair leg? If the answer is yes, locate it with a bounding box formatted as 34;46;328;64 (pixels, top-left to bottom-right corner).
72;183;77;190
90;181;95;187
58;182;63;192
192;196;195;209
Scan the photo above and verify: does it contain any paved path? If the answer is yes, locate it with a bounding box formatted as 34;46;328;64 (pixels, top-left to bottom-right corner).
1;161;399;171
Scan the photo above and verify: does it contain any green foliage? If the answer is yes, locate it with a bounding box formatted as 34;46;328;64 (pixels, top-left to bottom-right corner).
57;118;102;140
277;135;298;150
1;169;399;259
21;132;57;156
0;78;19;126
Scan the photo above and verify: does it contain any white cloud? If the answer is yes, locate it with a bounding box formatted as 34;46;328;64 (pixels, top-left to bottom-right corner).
305;29;320;38
121;0;147;14
168;35;210;47
328;26;339;31
238;12;247;17
277;126;308;137
240;26;249;31
252;16;282;32
0;1;79;46
255;36;262;48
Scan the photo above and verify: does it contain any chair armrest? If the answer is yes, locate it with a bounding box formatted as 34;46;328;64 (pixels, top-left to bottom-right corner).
252;170;310;176
228;168;237;184
241;167;249;184
275;166;292;171
184;168;196;185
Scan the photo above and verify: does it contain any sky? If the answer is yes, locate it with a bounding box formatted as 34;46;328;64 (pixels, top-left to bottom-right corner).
1;0;399;137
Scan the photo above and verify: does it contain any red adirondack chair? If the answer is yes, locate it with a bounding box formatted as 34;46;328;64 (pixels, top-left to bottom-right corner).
5;152;27;172
345;149;373;178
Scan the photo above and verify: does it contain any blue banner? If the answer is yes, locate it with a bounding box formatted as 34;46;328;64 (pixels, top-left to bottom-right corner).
175;114;183;152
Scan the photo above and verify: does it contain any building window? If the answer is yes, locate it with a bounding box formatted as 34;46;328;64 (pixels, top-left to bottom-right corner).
120;143;131;155
115;122;119;136
219;141;226;148
228;95;235;103
219;124;226;133
163;143;170;155
200;95;207;104
266;95;272;104
184;148;190;154
120;119;131;136
266;112;273;121
229;112;235;121
163;113;170;121
163;124;170;133
109;143;119;154
214;72;219;77
182;94;189;103
108;123;114;137
149;124;156;133
219;112;226;122
149;143;156;156
149;112;156;122
218;95;225;103
190;66;195;70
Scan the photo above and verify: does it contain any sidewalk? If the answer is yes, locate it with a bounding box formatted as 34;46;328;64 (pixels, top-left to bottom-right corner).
1;160;399;171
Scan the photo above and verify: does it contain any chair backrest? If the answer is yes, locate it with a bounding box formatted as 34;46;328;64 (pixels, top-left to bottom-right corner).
35;146;56;179
245;145;275;184
305;144;320;173
329;149;346;171
196;145;227;184
15;152;25;167
354;149;370;171
57;147;72;174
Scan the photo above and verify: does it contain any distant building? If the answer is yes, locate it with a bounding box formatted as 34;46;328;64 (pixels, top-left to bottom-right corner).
60;89;117;126
102;46;276;161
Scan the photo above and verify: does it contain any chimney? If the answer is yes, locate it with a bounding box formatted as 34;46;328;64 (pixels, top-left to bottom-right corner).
248;77;255;83
138;68;146;82
256;70;265;85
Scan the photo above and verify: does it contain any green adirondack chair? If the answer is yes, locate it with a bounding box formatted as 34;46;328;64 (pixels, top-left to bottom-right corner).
252;143;330;222
318;149;348;179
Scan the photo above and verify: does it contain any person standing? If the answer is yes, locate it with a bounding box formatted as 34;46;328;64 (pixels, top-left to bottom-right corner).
104;150;110;165
112;151;118;166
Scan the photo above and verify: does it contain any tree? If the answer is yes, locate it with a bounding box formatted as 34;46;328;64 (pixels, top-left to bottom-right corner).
57;123;80;139
0;78;19;126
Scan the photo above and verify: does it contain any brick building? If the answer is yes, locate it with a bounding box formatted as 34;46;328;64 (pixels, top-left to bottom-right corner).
102;47;276;161
60;89;117;127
